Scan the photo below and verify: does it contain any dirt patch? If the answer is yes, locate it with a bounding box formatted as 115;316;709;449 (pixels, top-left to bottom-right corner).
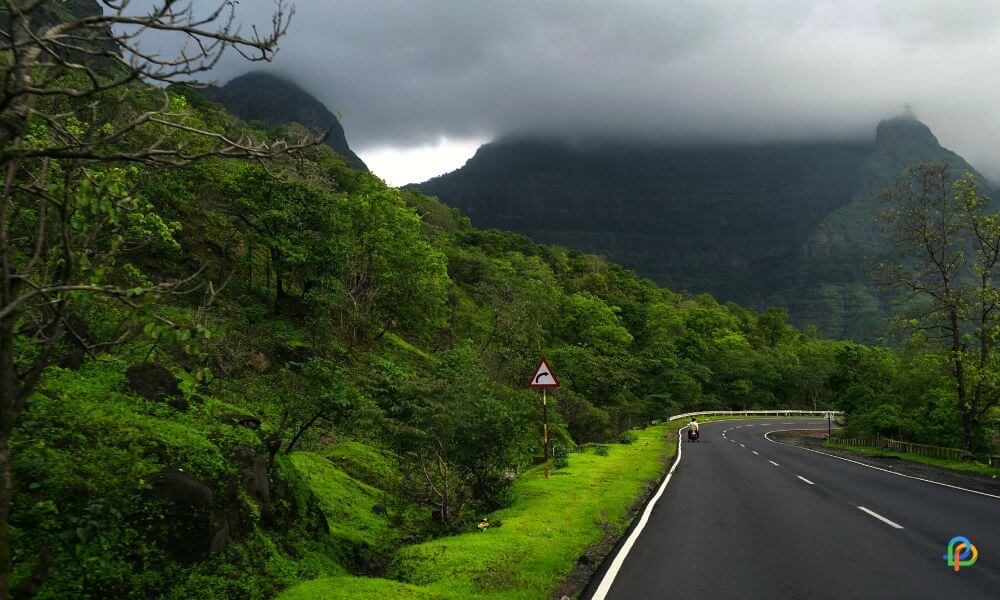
771;430;1000;496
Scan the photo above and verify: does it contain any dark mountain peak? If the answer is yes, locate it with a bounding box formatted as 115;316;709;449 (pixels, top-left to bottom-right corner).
875;114;940;151
199;71;368;171
857;114;980;196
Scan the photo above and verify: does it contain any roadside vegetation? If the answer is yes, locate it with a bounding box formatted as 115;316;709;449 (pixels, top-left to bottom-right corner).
824;442;1000;478
279;424;676;600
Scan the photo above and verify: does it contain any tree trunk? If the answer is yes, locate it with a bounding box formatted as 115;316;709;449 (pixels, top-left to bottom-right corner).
284;412;322;454
0;317;19;600
271;248;285;313
0;431;11;600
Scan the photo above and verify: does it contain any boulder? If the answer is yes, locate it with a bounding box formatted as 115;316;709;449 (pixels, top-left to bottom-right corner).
57;347;86;370
249;350;272;372
234;448;273;524
145;470;218;562
272;344;311;367
125;363;182;406
220;409;262;430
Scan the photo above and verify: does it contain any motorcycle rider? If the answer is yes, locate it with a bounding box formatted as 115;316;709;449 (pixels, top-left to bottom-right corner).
688;417;700;440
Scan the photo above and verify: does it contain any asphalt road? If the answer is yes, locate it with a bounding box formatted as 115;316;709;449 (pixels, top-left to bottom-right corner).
587;418;1000;600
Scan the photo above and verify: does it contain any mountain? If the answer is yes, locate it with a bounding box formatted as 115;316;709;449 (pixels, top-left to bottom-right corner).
198;72;368;171
416;116;985;341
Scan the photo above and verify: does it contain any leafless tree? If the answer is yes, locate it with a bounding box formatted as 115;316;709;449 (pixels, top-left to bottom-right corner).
0;2;319;596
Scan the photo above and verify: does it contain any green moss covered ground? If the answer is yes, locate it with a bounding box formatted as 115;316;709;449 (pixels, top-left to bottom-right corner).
280;424;675;600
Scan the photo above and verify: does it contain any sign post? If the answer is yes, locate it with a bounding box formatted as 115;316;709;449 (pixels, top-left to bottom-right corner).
529;357;560;478
826;411;833;439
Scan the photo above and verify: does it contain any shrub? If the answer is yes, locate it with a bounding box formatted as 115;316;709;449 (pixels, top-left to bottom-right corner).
593;444;609;456
552;445;569;469
619;431;638;445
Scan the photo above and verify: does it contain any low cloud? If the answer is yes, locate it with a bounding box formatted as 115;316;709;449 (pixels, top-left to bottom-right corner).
133;1;1000;178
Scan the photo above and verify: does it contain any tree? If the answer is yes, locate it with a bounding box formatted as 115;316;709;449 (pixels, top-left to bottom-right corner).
227;164;342;311
271;358;375;456
877;162;1000;451
387;346;529;527
0;2;307;595
330;177;449;349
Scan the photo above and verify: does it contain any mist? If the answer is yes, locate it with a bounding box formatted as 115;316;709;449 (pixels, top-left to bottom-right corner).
130;1;1000;179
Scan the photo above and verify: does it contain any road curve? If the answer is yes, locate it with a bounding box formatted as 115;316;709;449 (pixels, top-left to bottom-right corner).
585;418;1000;600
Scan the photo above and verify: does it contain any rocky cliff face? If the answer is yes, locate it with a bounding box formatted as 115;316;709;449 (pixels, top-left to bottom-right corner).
199;72;368;171
416;118;985;340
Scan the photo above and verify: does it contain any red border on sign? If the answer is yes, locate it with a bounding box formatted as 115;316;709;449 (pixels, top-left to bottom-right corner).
528;356;561;388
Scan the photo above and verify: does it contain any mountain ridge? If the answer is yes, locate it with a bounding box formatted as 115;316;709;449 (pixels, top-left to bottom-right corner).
415;116;984;340
197;71;368;171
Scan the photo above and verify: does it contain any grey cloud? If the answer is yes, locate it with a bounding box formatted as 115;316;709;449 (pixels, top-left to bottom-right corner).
134;1;1000;177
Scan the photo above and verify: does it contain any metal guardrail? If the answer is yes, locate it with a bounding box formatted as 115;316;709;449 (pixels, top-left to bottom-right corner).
667;409;842;422
832;437;974;462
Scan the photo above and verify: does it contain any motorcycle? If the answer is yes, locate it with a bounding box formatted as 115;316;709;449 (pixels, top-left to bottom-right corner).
687;428;700;442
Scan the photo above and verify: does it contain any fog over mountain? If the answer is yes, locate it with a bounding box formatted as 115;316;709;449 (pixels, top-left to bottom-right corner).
127;1;1000;180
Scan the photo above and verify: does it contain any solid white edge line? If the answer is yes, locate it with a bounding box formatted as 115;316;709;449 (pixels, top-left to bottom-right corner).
590;427;685;600
764;429;1000;501
857;506;904;529
769;461;779;466
797;475;815;485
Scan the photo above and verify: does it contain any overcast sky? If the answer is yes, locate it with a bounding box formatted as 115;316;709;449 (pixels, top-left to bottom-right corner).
137;1;1000;185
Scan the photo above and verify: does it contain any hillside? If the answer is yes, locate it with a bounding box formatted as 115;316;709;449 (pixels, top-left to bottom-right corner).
416;117;986;340
8;61;860;598
199;72;369;172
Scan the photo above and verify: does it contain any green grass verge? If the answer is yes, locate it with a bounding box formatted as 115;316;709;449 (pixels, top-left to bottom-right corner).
279;424;676;599
824;442;1000;477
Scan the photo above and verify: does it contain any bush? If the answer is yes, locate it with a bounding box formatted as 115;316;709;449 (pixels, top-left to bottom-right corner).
619;431;638;445
552;445;569;469
593;444;609;456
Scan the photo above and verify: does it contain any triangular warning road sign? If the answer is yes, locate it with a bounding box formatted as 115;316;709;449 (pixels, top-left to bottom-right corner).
528;357;560;388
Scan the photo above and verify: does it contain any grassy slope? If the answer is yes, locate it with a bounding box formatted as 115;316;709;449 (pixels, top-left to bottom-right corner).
824;442;1000;477
279;424;676;600
288;452;390;548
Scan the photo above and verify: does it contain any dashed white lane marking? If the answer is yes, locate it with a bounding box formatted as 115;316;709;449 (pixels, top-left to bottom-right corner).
752;450;759;455
739;443;746;448
769;461;779;466
797;475;815;485
857;506;904;529
764;429;1000;500
782;422;794;425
